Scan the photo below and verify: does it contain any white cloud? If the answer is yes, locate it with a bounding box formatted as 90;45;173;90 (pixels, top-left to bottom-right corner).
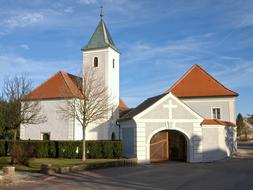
78;0;97;5
211;60;253;89
122;36;209;66
63;6;74;13
0;53;80;89
19;44;30;50
120;33;253;108
2;12;44;29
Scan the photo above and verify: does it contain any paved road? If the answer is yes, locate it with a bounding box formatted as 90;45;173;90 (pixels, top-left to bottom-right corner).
237;141;253;158
2;157;252;190
1;144;253;190
238;141;253;148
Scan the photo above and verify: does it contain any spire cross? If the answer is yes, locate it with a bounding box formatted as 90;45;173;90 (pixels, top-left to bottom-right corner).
100;5;104;18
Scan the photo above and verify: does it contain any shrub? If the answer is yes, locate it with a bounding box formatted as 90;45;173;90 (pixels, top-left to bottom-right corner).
33;141;49;158
48;141;57;158
58;141;82;158
102;141;113;158
10;142;34;166
0;141;5;156
87;141;102;158
113;141;123;158
2;140;123;159
5;140;13;156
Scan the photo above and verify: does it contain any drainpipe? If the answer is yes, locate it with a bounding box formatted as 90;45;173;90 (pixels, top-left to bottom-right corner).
116;121;120;140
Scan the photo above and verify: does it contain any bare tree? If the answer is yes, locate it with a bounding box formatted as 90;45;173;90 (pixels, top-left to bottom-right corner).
60;68;112;161
1;74;47;140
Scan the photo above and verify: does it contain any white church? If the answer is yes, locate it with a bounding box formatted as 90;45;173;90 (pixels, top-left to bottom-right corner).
20;15;238;163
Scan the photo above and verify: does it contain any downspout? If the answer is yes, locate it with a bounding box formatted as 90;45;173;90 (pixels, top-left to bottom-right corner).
73;99;75;140
116;121;120;140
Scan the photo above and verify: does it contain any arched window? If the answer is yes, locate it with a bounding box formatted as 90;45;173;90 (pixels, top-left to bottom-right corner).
94;57;98;67
112;59;115;68
41;133;50;141
111;132;116;141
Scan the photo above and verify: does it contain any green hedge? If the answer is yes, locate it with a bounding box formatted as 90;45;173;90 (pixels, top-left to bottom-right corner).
0;141;5;156
58;141;82;158
0;140;123;159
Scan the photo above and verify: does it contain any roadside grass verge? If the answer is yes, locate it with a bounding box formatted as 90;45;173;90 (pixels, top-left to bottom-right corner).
0;157;125;172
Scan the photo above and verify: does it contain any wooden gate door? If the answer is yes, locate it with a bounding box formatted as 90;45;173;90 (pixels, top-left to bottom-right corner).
169;131;186;161
150;131;169;161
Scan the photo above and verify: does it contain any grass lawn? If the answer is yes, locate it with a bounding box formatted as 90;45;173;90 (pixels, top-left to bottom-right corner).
0;157;124;172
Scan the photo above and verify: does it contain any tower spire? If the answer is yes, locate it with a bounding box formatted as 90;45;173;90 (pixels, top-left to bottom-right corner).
100;5;104;18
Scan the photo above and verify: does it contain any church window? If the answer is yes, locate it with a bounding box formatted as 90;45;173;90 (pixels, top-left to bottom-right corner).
212;108;221;119
94;57;98;67
41;133;50;140
113;59;115;68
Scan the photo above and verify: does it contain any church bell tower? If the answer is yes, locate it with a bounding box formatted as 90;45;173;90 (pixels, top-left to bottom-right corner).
81;10;120;139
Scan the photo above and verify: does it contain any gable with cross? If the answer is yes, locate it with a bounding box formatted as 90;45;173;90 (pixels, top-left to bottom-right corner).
163;99;178;120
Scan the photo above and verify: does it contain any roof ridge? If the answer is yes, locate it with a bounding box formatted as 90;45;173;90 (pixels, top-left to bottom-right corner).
166;64;198;93
59;71;75;97
60;71;82;98
101;20;108;44
195;65;238;96
82;19;119;53
166;64;238;97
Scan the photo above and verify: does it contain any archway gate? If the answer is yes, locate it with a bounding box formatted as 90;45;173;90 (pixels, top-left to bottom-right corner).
150;130;187;162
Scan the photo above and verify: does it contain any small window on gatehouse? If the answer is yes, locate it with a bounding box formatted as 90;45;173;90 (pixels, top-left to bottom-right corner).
94;57;98;67
212;108;221;120
113;59;115;68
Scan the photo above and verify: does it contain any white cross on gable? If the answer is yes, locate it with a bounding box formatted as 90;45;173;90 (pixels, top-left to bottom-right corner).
163;99;178;119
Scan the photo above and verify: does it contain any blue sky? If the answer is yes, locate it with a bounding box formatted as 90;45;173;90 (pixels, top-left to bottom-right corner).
0;0;252;116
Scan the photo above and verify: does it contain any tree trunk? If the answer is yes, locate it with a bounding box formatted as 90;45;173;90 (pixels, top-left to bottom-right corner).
13;130;17;141
82;126;86;161
11;130;17;165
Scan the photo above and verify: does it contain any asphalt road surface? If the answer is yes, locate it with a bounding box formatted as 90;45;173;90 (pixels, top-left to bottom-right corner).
1;143;253;190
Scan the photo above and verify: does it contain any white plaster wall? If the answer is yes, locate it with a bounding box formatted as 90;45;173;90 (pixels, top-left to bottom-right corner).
120;93;236;163
202;125;237;162
120;120;137;158
85;120;119;140
74;119;83;140
131;94;204;163
140;98;199;120
223;126;237;156
83;47;120;139
20;99;119;141
202;126;224;161
181;97;236;122
20;99;73;140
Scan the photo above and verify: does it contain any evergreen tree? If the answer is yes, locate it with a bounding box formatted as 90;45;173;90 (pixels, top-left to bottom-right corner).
236;113;245;137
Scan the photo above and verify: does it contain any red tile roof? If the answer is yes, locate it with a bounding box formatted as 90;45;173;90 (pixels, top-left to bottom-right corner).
119;98;128;111
167;64;238;98
24;71;83;100
24;71;128;111
201;119;236;127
